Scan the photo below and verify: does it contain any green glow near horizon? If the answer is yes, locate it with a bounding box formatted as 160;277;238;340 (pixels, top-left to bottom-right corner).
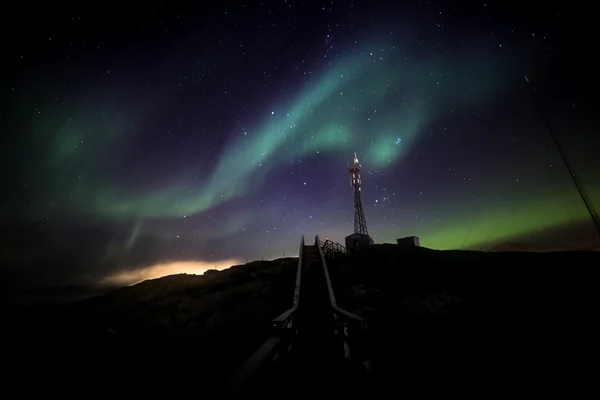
377;183;600;250
7;40;598;253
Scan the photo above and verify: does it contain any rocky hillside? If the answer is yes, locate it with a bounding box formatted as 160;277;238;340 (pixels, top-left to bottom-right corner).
4;246;598;396
327;245;599;396
489;241;600;252
4;258;297;395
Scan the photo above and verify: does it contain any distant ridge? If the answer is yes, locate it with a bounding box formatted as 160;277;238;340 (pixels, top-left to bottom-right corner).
489;242;600;252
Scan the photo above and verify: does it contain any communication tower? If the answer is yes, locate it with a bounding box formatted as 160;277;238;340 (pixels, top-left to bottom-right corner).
345;153;374;253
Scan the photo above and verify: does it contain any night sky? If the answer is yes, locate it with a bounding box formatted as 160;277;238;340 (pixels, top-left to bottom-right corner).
1;1;598;286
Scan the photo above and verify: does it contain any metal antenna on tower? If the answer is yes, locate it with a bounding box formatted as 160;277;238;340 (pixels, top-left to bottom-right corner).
524;75;600;236
344;152;374;254
349;152;369;235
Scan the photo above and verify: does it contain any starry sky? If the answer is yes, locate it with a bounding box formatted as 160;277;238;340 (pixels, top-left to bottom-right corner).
1;1;598;286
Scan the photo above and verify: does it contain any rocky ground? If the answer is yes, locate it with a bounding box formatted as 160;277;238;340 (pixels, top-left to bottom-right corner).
3;258;297;396
327;245;599;396
3;246;598;396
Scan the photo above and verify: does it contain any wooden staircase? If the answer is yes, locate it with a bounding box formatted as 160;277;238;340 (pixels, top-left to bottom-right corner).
298;245;333;337
226;236;368;399
271;245;345;395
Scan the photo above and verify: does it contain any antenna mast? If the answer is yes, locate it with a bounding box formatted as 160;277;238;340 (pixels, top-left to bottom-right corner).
524;76;600;236
349;152;369;235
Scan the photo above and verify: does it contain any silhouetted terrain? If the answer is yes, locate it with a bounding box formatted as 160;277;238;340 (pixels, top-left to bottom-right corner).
328;245;599;396
489;241;600;252
3;247;598;396
3;258;297;396
1;283;109;306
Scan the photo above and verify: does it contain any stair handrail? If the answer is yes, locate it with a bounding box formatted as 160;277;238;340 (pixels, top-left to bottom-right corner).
271;235;303;325
315;235;368;368
225;235;304;398
315;234;369;369
319;238;347;259
315;235;363;322
320;239;347;261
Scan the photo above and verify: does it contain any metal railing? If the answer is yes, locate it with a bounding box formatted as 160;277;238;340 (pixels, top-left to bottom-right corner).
316;235;369;368
225;235;304;398
319;238;347;260
225;234;369;398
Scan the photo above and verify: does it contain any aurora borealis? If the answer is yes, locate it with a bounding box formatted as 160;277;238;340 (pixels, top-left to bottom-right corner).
1;1;598;285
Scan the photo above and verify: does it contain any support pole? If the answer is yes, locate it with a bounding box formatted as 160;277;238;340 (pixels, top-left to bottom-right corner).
525;76;600;236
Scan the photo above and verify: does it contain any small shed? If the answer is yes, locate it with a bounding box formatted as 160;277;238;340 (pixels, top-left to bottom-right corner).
397;236;420;248
345;232;374;255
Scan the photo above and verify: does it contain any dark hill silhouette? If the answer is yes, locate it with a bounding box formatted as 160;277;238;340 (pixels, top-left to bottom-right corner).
3;258;297;396
3;246;598;397
489;241;600;252
1;283;107;306
326;244;599;396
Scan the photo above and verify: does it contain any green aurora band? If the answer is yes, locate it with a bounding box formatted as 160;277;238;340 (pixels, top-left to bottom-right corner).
9;43;599;251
